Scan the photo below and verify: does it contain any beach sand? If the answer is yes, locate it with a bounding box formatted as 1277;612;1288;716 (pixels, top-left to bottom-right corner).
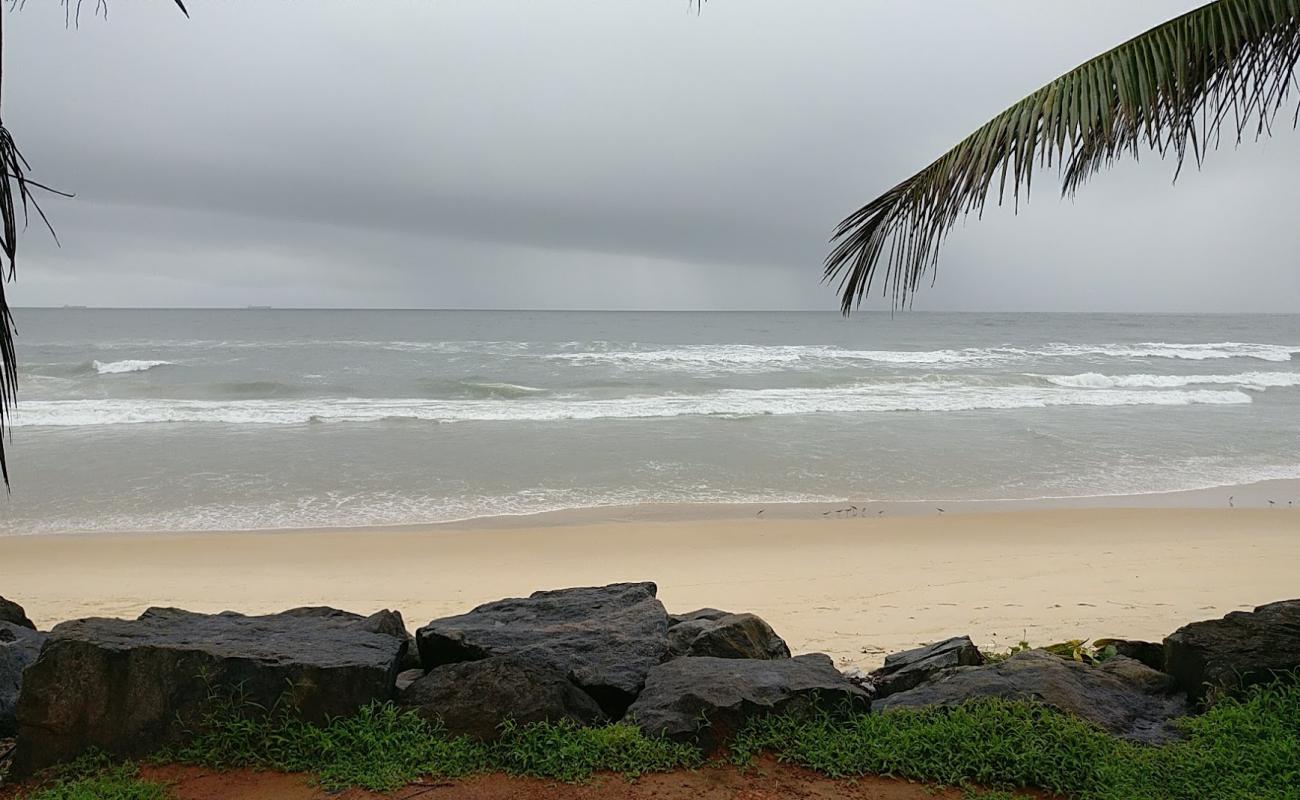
2;506;1297;669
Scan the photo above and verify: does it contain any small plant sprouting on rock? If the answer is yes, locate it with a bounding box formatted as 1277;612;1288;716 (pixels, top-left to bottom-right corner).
983;638;1120;665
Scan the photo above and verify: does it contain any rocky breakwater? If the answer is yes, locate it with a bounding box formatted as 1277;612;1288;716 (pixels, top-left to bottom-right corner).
6;587;1299;778
404;584;853;748
9;606;410;778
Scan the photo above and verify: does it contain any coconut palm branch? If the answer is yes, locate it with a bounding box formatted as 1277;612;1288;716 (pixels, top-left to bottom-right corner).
0;0;189;485
826;0;1300;313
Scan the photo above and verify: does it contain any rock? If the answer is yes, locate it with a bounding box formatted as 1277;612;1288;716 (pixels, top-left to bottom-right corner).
626;654;870;751
10;606;408;778
871;636;984;699
668;608;731;626
666;612;791;660
876;650;1188;744
395;668;425;692
403;636;421;671
841;666;873;692
0;597;35;631
417;582;669;717
1163;599;1300;704
281;606;410;639
1;622;47;737
282;606;420;672
1094;639;1164;671
399;656;605;740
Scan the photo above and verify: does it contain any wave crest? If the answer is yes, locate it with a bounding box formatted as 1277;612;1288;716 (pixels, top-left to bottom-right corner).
11;384;1254;427
92;359;173;375
1042;371;1300;389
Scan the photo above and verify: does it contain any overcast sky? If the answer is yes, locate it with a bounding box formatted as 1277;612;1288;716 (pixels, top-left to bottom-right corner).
5;0;1299;311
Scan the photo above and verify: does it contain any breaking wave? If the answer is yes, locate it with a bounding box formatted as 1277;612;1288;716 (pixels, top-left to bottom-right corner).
92;359;173;375
12;384;1255;427
545;341;1298;372
1041;371;1300;389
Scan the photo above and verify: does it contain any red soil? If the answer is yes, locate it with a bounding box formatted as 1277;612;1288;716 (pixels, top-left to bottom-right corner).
126;761;1058;800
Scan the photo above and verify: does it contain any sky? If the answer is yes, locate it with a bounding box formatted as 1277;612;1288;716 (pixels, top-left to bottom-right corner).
4;0;1299;312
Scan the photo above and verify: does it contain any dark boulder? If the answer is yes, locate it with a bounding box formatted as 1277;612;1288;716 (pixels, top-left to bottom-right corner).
400;656;605;740
0;596;34;631
666;612;790;660
281;606;418;671
626;654;870;752
417;582;669;717
1163;599;1300;704
668;608;731;626
11;606;408;778
395;668;425;692
876;650;1189;744
870;636;984;699
1;622;47;737
1094;639;1164;672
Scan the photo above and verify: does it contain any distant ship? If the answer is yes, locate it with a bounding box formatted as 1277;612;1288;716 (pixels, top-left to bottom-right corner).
244;305;274;310
61;305;89;309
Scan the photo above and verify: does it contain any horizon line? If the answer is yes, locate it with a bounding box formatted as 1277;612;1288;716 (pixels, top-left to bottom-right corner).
12;306;1299;315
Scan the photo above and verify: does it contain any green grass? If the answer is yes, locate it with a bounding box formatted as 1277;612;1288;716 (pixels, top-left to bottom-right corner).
732;680;1300;800
164;700;701;791
17;679;1300;799
18;754;168;800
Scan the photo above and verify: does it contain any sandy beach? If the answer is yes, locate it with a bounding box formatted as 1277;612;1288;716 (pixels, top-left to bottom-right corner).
2;505;1297;668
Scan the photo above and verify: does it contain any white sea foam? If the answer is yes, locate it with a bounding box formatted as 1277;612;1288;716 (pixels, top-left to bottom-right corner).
1041;371;1300;389
92;359;173;375
11;383;1255;427
544;341;1298;372
458;381;549;397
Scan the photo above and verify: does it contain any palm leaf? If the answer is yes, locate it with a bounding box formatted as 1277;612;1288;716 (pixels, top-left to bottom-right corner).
0;0;190;485
825;0;1300;313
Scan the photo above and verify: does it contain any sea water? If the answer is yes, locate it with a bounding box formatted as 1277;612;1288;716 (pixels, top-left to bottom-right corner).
4;309;1299;533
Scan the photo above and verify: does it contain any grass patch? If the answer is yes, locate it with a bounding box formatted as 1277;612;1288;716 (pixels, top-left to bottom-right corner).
732;680;1300;800
18;679;1300;798
18;754;168;800
165;699;701;791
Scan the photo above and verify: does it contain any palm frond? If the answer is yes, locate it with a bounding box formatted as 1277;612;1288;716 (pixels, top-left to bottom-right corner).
0;0;189;485
0;125;66;486
825;0;1300;313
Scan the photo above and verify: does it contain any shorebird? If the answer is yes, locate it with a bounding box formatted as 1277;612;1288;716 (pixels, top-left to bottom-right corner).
1228;495;1235;508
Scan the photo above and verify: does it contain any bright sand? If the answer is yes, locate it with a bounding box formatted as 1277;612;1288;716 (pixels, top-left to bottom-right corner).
2;507;1297;668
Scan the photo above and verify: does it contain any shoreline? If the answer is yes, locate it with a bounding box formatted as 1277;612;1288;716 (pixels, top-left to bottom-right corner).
3;476;1298;539
3;505;1297;670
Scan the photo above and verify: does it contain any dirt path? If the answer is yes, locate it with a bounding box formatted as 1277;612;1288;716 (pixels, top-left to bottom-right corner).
132;762;1055;800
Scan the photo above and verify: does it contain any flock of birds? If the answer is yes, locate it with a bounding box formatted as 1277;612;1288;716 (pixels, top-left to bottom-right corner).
1227;495;1294;508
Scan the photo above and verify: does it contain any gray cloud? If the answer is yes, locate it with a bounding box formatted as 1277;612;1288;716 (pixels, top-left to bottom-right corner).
5;0;1299;310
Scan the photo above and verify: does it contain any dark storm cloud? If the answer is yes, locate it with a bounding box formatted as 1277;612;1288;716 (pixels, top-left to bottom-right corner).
5;1;1299;310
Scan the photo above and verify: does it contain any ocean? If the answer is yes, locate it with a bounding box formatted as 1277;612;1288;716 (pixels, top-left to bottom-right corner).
4;309;1299;534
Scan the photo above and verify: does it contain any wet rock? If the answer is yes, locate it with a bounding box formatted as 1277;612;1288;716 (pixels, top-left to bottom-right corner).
10;606;407;778
417;582;669;717
1;622;47;737
871;636;984;699
626;654;870;751
0;597;34;631
877;650;1188;744
1164;599;1300;704
666;612;790;660
400;656;605;740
